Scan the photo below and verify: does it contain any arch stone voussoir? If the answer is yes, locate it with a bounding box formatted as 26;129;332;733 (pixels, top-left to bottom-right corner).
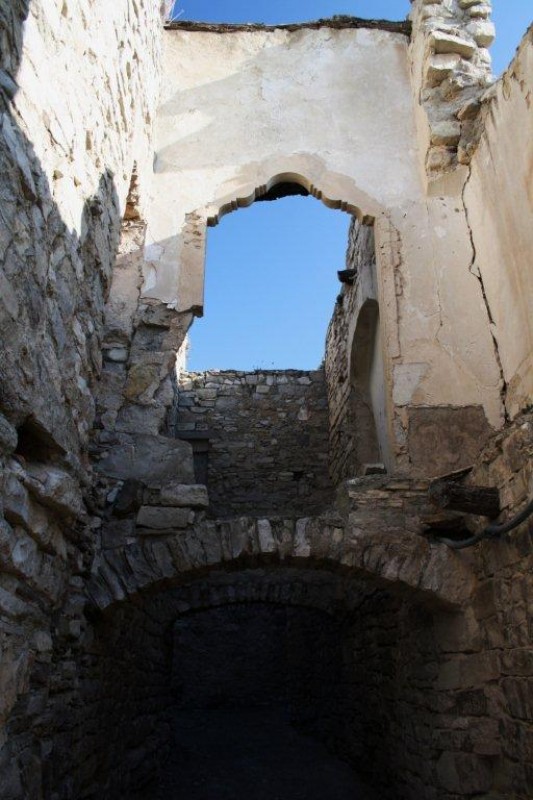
88;478;476;612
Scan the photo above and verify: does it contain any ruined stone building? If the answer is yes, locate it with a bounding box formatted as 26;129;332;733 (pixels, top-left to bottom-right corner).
0;0;532;797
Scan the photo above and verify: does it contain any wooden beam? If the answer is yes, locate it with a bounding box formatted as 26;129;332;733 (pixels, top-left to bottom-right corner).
429;481;500;519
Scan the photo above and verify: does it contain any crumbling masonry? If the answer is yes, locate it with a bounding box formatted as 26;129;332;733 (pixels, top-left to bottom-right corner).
0;1;532;798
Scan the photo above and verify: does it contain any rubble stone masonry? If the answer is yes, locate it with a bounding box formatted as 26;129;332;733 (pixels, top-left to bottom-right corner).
175;370;333;517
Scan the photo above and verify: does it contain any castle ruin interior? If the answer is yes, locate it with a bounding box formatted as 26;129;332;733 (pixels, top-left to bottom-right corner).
0;1;532;798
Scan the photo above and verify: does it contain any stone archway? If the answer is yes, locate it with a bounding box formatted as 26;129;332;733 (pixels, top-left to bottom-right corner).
86;492;475;614
169;164;384;318
39;558;489;800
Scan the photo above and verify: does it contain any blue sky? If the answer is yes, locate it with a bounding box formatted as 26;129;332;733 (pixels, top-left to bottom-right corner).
179;1;532;371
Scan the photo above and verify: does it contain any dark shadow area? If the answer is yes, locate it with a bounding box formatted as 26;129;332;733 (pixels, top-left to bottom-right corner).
137;602;377;800
72;569;451;800
153;709;373;800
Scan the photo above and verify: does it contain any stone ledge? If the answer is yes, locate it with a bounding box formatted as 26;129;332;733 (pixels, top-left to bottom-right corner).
136;506;195;530
164;18;411;36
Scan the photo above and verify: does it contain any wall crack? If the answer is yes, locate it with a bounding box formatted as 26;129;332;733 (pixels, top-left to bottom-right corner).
462;165;509;424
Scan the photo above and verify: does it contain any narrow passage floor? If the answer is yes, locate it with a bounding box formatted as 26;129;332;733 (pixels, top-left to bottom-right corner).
152;709;376;800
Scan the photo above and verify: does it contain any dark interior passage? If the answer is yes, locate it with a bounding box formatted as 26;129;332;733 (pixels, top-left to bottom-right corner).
146;603;375;799
35;570;480;800
151;709;375;800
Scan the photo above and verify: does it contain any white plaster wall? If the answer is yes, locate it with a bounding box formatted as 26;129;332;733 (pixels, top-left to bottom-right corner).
147;26;422;306
148;25;504;436
465;28;533;419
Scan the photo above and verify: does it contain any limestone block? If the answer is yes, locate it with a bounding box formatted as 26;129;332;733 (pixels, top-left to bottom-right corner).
150;483;209;508
102;519;137;549
457;98;482;120
4;472;38;530
196;389;217;400
124;362;162;401
294;519;311;557
407;406;491;478
430;120;462;145
430;31;476;60
426;53;461;86
104;347;129;363
115;403;166;435
0;414;17;455
257;519;276;554
96;433;195;485
467;20;495;48
467;4;492;18
23;464;86;519
136;505;193;530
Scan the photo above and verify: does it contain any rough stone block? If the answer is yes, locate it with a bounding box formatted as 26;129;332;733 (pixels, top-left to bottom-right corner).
407;406;491;478
104;347;128;363
23;464;86;519
102;518;136;549
155;483;209;508
437;752;493;794
0;413;17;455
96;434;195;485
430;120;461;145
136;506;193;530
430;31;476;60
257;519;276;554
426;53;461;86
467;20;495;48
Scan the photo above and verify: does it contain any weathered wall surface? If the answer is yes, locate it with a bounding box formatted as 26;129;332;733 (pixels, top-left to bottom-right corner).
0;0;163;795
326;217;492;480
325;219;388;482
149;14;506;473
465;26;533;420
175;370;333;517
148;22;419;309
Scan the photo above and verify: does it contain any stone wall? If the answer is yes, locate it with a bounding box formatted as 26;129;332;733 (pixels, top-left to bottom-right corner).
0;0;163;794
409;0;494;179
325;219;383;483
172;603;342;724
464;412;533;798
175;370;333;517
326;215;496;481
